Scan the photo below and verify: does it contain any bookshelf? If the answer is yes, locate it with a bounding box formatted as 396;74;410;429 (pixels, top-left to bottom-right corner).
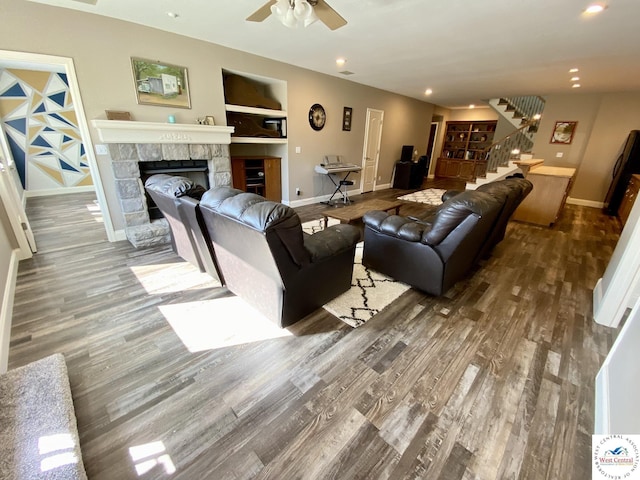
436;120;497;180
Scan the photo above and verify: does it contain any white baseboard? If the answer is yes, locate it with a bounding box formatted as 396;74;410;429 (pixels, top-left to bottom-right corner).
1;250;19;373
566;197;604;208
25;185;95;198
285;183;392;208
288;188;362;208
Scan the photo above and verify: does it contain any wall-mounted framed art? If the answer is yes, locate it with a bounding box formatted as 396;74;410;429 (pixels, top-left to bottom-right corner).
342;106;353;131
131;57;191;109
550;121;578;144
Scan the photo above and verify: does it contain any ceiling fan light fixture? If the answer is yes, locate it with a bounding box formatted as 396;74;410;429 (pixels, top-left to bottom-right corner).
271;0;288;16
271;0;318;28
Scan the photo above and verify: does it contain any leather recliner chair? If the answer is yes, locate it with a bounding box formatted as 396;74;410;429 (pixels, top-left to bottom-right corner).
199;186;361;327
362;190;502;296
144;174;222;283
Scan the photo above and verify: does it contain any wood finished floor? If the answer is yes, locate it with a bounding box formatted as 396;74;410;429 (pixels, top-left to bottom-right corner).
9;181;621;480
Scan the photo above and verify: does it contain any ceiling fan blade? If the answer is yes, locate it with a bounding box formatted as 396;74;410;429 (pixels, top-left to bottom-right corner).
247;0;277;22
313;0;347;30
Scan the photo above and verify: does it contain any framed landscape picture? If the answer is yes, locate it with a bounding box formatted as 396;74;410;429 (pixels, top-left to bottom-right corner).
550;121;577;144
131;58;191;109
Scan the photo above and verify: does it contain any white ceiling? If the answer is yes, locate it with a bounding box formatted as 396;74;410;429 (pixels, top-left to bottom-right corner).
27;0;640;108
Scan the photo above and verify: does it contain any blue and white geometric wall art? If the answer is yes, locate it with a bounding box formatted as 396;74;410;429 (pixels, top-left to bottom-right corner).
0;68;93;191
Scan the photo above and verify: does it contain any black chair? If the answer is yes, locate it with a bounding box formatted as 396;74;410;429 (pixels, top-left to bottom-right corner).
199;187;361;327
144;174;222;283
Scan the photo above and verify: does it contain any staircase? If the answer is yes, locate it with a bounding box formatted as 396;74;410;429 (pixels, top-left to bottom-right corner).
469;96;545;189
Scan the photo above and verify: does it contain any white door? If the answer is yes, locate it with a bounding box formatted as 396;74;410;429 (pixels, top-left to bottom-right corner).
0;139;36;257
595;296;640;434
361;109;384;193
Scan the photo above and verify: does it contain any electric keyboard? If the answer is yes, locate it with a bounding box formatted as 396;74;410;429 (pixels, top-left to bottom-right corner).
314;163;362;174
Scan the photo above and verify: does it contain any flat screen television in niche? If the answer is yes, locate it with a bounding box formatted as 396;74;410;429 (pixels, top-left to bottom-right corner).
401;145;414;162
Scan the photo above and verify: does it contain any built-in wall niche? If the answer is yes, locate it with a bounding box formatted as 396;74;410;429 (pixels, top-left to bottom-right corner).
222;68;288;145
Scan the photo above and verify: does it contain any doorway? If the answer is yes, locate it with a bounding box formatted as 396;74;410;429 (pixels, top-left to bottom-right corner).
361;108;384;193
426;122;439;178
0;49;115;241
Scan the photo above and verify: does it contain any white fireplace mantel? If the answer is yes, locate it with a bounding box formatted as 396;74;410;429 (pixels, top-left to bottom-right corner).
91;120;235;145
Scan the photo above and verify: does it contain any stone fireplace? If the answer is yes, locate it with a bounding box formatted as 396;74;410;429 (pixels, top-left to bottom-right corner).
92;120;234;247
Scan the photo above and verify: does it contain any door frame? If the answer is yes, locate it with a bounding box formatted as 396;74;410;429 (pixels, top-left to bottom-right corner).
0;156;33;259
427;121;439;177
360;108;384;192
0;49;116;241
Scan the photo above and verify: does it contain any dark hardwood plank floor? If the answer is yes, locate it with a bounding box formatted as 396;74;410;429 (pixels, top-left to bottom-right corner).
9;180;620;479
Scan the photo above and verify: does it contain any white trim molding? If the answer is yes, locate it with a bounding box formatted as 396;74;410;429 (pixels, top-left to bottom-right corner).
91;120;234;145
567;197;604;208
25;186;95;198
0;250;19;373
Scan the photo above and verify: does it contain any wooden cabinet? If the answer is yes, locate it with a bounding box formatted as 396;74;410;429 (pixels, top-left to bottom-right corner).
436;120;497;180
512;166;576;226
231;156;281;201
618;174;640;227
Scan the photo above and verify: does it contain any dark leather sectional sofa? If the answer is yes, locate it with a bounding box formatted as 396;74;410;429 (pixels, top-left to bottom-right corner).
145;175;360;327
145;174;531;326
362;177;532;296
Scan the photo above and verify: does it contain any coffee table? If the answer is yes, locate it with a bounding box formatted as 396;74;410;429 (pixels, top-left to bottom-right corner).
321;199;403;228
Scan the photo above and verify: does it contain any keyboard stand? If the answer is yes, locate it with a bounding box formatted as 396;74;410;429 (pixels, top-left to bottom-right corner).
323;171;355;205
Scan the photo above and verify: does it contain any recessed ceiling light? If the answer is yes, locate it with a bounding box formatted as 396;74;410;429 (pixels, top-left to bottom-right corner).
336;58;346;67
167;12;179;18
569;68;579;73
469;104;475;109
572;83;581;88
425;88;433;95
585;3;606;14
571;76;580;81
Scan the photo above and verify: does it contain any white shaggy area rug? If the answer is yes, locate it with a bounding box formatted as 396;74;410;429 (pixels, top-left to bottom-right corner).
302;219;409;328
397;188;447;206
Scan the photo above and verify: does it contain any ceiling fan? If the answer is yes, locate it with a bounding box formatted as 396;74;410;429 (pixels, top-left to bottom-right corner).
247;0;347;31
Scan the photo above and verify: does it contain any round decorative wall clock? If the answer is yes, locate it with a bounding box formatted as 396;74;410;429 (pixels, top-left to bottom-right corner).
308;103;326;131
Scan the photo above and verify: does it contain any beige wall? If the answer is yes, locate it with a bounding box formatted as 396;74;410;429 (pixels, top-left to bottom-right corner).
448;108;498;122
532;92;640;203
1;1;434;232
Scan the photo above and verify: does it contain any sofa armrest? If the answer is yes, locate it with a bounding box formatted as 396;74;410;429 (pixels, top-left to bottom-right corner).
303;224;360;262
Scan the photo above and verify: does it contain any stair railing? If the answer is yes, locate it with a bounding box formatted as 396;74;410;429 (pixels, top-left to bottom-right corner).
482;121;538;174
499;96;545;124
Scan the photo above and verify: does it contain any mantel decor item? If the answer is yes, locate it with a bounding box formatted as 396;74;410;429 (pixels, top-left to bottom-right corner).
131;57;191;109
342;106;352;131
550;121;578;144
105;110;132;120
